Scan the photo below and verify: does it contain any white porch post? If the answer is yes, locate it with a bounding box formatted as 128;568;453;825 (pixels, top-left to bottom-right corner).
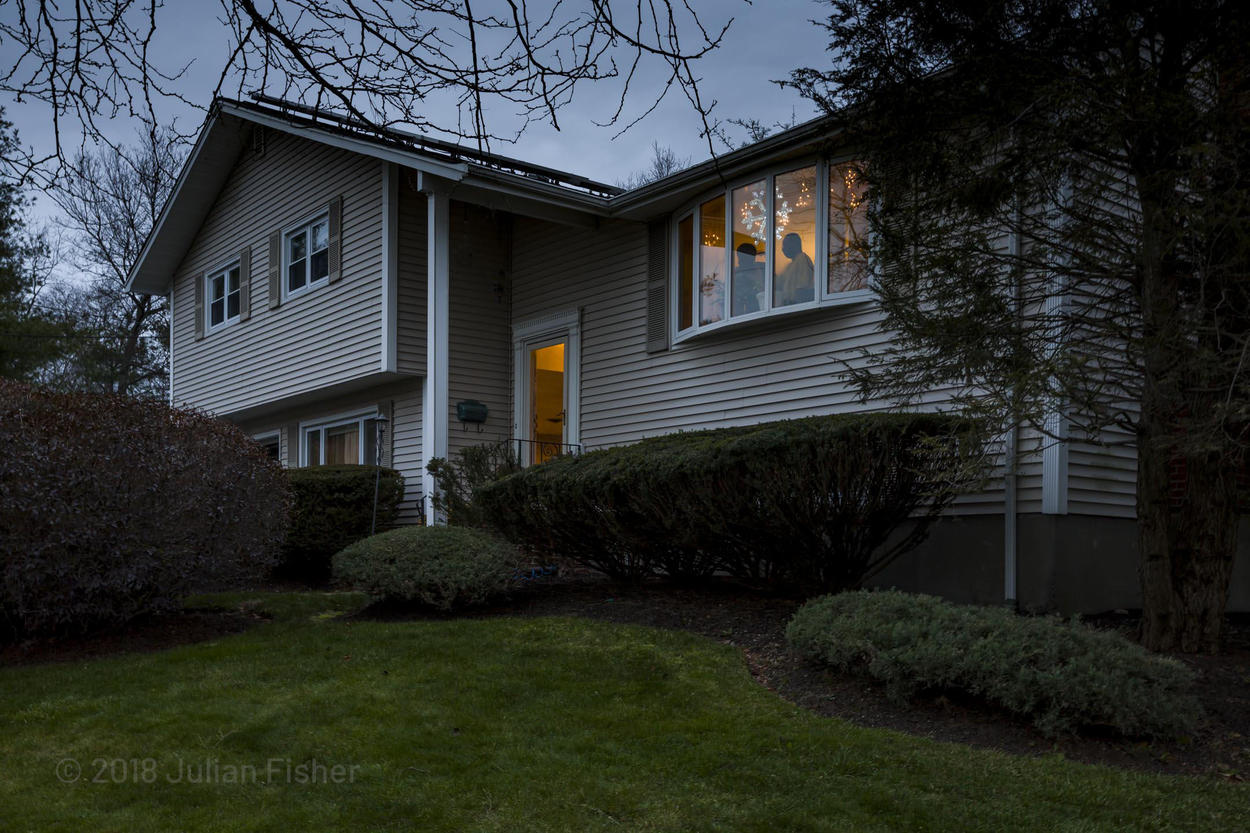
422;183;450;523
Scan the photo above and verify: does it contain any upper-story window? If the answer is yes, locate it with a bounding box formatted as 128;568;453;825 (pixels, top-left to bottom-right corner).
207;261;241;331
674;159;869;340
285;214;330;297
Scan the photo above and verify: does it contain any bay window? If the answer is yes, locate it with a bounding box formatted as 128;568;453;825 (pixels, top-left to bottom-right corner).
674;159;870;339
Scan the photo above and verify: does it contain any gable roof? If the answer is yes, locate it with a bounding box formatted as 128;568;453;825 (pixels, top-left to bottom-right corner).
127;97;840;294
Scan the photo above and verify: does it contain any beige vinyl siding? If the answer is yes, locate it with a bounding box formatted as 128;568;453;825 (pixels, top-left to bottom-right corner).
396;175;428;375
1068;425;1137;518
447;202;512;458
510;216;1027;516
236;380;424;522
171;130;384;416
391;386;425;523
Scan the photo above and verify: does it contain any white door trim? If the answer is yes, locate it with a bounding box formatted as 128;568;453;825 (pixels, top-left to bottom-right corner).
512;309;581;456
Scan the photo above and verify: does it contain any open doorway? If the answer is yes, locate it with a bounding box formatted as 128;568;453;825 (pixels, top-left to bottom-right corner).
514;310;581;465
528;341;566;464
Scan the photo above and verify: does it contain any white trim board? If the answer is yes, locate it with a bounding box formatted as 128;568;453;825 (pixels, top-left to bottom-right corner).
422;189;451;522
512;308;582;454
381;161;398;372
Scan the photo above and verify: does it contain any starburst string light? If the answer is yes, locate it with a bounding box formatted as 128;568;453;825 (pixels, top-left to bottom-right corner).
737;185;794;244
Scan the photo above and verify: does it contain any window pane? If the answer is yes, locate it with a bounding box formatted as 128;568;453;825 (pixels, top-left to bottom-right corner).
363;418;379;466
310;249;329;282
258;436;280;459
731;180;767;316
228;266;240;293
773;166;817;307
311;220;329;252
289;230;307;261
325;423;360;465
306;429;321;466
698;195;726;325
288;259;306;291
829;163;869;293
677;215;693;331
210;298;224;326
211;274;224;302
227;290;239;319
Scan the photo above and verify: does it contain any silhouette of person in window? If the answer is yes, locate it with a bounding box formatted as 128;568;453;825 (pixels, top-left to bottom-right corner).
732;242;765;315
776;233;815;306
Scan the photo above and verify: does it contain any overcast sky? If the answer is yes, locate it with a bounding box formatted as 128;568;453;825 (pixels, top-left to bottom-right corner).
3;0;836;218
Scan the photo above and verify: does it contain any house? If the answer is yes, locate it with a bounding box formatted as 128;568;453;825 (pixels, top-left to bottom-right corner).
127;97;1250;613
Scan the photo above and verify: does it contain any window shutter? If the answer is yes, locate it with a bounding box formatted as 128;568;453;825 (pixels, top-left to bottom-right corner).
268;230;282;309
194;272;205;340
645;220;670;354
327;195;343;283
238;246;252;321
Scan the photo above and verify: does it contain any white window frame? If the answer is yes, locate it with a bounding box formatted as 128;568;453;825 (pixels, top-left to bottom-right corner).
205;259;242;333
671;157;873;344
298;410;380;467
282;211;331;301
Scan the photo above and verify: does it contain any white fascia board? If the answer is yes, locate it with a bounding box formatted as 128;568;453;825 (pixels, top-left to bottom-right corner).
126;111;247;294
217;102;469;183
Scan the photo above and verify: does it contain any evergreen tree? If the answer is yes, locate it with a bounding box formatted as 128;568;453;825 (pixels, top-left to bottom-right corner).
790;0;1250;651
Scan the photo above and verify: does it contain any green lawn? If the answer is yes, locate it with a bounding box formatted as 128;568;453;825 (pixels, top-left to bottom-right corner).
1;592;1245;832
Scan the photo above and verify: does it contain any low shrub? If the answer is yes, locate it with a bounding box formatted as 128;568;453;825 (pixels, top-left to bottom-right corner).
427;440;521;527
280;464;405;584
476;413;981;590
332;525;518;611
0;380;290;639
785;590;1203;739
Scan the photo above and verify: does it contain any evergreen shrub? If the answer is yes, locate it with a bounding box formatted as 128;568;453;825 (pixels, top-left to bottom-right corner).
333;525;518;610
280;464;405;583
476;413;979;590
786;590;1203;738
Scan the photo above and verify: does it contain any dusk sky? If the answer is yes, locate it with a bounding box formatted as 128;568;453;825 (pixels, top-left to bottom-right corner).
2;0;837;217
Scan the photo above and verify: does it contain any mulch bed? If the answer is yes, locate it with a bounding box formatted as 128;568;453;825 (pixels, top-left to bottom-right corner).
447;570;1250;781
5;573;1246;780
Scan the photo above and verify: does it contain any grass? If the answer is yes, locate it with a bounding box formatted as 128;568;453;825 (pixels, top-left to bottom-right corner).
0;592;1245;832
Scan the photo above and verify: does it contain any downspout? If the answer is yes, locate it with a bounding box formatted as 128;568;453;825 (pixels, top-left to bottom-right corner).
1004;211;1023;608
167;288;174;406
1004;419;1019;607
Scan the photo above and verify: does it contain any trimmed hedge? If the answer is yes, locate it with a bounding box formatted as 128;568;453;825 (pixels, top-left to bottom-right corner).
786;591;1203;739
279;464;405;584
476;413;980;591
0;380;290;638
333;525;519;610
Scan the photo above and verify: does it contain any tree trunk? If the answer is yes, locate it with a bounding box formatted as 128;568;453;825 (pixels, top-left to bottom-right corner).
1137;398;1239;653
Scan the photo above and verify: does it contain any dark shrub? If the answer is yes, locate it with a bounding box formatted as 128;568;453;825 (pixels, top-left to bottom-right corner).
786;591;1203;739
427;440;520;527
333;525;518;610
280;464;405;583
0;380;290;639
476;413;980;589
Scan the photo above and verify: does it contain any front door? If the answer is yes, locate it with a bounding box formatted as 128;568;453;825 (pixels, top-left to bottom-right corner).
527;339;566;464
514;310;581;465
